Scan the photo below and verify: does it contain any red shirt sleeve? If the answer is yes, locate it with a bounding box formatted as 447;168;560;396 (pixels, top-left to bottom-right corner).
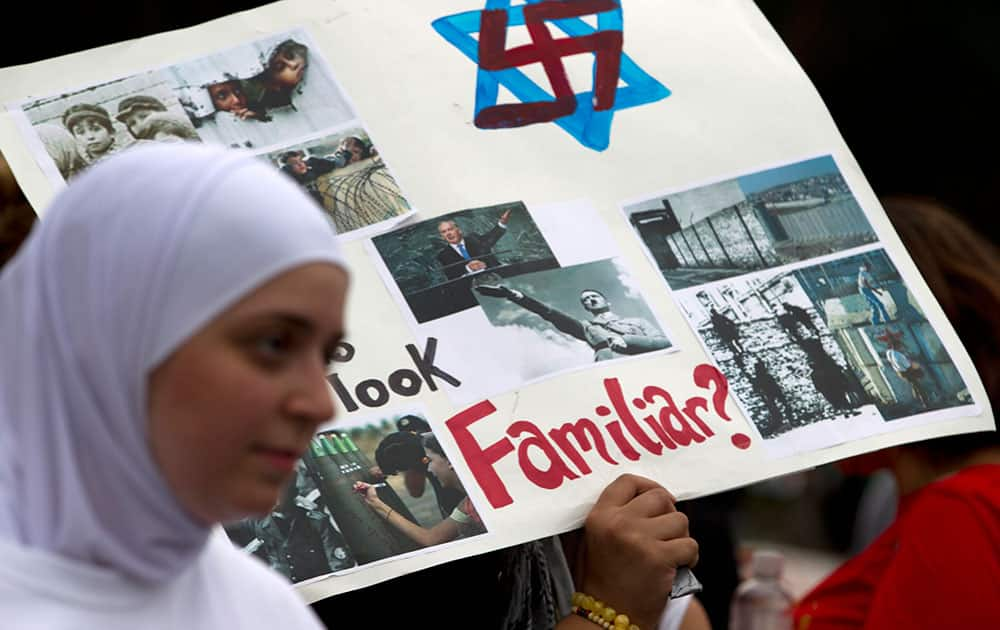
794;466;1000;630
862;489;1000;629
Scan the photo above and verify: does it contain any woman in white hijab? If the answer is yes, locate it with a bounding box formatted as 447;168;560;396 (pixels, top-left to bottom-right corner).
0;142;346;629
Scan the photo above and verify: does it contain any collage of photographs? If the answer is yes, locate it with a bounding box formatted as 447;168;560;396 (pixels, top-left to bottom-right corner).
6;25;982;590
368;199;678;405
223;410;489;584
623;155;976;454
15;28;414;239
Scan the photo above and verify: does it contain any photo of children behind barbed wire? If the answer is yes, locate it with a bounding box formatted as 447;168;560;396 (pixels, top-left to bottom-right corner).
371;202;559;323
473;259;673;382
791;249;973;421
224;412;488;582
262;128;412;236
625;156;878;291
21;72;200;183
165;29;354;149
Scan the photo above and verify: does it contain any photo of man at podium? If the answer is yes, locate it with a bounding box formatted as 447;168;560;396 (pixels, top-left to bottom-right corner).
372;201;559;323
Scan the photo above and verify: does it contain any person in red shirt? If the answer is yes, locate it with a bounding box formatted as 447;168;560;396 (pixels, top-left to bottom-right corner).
794;197;1000;629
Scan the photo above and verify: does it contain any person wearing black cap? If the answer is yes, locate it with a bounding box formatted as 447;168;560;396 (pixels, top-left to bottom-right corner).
394;417;463;515
62;103;118;163
373;428;463;517
395;414;431;434
115;95;168;138
359;433;486;546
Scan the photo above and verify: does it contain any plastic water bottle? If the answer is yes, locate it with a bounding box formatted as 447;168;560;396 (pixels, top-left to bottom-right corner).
729;550;794;630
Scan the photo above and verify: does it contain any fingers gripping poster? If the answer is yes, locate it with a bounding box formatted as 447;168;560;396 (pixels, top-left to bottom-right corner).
0;0;992;601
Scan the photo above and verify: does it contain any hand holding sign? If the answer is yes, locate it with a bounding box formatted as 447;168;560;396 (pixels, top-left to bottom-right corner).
574;474;699;629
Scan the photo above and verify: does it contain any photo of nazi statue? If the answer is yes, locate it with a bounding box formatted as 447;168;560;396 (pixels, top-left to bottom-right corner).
476;284;669;361
472;258;673;383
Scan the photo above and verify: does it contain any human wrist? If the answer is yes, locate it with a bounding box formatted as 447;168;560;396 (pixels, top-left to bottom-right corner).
571;591;643;630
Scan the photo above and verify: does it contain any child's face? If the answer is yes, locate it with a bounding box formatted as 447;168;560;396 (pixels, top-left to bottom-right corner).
208;82;248;112
70;118;113;155
344;140;365;164
122;108;155;136
286;155;309;175
269;51;306;90
153;130;184;143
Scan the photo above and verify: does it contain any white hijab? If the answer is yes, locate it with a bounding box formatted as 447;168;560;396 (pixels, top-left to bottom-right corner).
0;143;345;584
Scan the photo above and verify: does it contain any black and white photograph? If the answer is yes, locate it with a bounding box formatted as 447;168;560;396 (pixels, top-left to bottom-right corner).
224;411;488;583
262;128;413;236
624;156;878;290
166;29;355;149
371;201;559;323
473;258;673;380
678;273;878;446
21;72;200;182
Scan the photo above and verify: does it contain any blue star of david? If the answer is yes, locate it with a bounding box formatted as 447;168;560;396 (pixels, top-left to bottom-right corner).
432;0;671;151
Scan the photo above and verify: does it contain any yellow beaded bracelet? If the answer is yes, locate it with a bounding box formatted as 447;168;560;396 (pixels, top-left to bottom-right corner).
570;591;640;630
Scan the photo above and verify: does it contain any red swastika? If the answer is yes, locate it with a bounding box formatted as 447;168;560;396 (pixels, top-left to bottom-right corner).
476;0;623;129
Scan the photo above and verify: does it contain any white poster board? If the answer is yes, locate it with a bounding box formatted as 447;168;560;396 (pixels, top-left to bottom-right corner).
0;0;992;602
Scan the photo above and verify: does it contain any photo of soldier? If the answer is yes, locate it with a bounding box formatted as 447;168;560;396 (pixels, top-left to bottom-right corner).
678;271;871;440
371;202;559;323
744;356;795;434
775;300;820;342
225;461;354;583
799;337;864;414
707;306;744;357
471;258;673;382
263;129;410;236
475;284;670;362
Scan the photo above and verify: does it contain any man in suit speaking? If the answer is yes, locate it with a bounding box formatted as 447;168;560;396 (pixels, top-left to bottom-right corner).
436;208;512;280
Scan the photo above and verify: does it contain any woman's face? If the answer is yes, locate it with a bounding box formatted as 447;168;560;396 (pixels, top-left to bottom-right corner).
426;451;459;490
147;262;348;524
